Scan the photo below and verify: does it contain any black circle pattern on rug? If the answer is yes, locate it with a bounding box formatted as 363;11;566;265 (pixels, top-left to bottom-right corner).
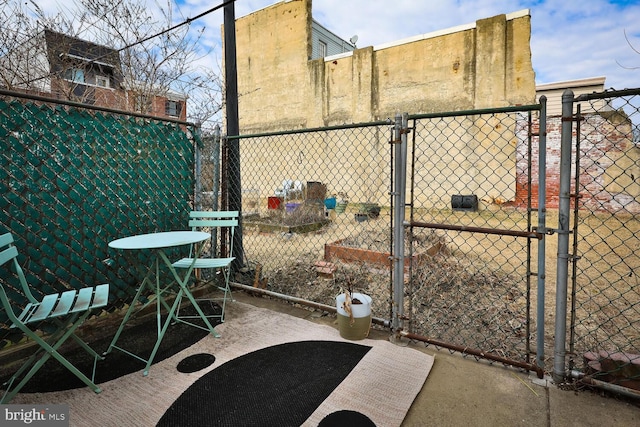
157;340;372;427
176;353;216;373
319;410;377;427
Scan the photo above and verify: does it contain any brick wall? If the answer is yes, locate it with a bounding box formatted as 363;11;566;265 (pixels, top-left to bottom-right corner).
514;113;640;214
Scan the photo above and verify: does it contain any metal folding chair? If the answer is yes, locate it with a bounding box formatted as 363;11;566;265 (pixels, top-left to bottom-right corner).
172;211;238;322
0;232;109;403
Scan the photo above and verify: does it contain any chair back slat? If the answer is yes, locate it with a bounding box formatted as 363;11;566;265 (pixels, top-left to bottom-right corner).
189;219;238;229
0;233;37;304
184;210;238;260
0;245;19;267
189;211;239;219
0;232;15;247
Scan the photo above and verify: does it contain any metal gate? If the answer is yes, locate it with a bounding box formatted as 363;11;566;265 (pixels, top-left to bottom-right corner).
555;88;640;394
401;103;547;375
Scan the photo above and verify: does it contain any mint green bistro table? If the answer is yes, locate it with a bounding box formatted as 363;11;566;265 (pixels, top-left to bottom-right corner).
105;231;219;376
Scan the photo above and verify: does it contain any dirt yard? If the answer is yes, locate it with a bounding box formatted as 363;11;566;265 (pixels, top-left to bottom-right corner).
238;206;639;365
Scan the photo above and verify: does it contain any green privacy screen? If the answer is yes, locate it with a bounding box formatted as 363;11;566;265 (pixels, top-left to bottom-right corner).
0;98;198;333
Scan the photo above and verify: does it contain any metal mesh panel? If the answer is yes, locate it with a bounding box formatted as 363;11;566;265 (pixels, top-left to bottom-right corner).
196;110;544;369
197;123;396;320
569;90;640;388
407;109;541;364
0;94;198;338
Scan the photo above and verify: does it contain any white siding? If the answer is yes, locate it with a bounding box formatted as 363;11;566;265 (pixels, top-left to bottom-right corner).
0;33;51;92
536;77;607;116
311;20;355;59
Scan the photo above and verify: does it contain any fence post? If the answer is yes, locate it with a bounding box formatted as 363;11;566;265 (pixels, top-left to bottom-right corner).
211;125;221;256
212;125;221;212
224;1;244;268
392;113;409;332
194;125;203;211
553;89;574;382
536;96;547;369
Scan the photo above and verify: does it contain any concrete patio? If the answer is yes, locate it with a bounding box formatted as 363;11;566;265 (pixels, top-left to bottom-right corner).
231;292;639;427
1;289;638;426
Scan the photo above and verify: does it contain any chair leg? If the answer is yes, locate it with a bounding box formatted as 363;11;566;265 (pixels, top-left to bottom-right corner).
216;267;233;323
172;267;233;323
1;313;103;403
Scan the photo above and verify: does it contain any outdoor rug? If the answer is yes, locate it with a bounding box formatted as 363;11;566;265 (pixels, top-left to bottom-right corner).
10;301;434;426
0;303;221;393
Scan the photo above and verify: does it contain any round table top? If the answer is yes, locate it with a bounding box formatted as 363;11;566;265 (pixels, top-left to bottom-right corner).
109;231;210;250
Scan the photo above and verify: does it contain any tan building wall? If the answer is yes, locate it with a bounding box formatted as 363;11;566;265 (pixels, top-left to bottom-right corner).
229;0;536;208
234;0;535;130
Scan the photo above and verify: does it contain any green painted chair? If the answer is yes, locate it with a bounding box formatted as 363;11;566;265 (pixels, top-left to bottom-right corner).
172;211;238;322
0;232;110;403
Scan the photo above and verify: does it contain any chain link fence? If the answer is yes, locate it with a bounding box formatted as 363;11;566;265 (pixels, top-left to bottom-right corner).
2;86;639;393
0;91;199;346
197;123;397;321
566;89;640;392
404;106;544;369
192;106;547;374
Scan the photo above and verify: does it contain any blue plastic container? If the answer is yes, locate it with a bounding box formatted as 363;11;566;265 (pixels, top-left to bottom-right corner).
324;197;337;210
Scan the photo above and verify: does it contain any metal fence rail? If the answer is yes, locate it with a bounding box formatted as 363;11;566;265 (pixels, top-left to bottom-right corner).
0;91;199;342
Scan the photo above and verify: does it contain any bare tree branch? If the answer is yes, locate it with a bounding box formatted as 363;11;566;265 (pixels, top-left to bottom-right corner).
0;0;222;127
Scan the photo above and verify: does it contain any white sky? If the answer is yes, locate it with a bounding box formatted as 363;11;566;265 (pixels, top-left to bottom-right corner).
180;0;640;90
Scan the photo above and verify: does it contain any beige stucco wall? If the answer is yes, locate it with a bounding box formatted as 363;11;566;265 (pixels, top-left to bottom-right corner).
233;0;313;132
233;1;535;129
228;0;536;208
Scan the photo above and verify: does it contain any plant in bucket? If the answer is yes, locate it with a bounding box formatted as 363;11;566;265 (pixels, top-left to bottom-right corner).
336;288;372;340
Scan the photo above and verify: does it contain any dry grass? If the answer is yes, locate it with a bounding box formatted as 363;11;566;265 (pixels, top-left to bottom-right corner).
242;207;639;364
255;203;326;226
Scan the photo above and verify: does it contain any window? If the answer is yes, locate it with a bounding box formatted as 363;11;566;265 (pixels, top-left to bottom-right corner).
135;93;152;113
165;100;182;117
95;75;110;88
319;40;327;58
63;68;85;84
